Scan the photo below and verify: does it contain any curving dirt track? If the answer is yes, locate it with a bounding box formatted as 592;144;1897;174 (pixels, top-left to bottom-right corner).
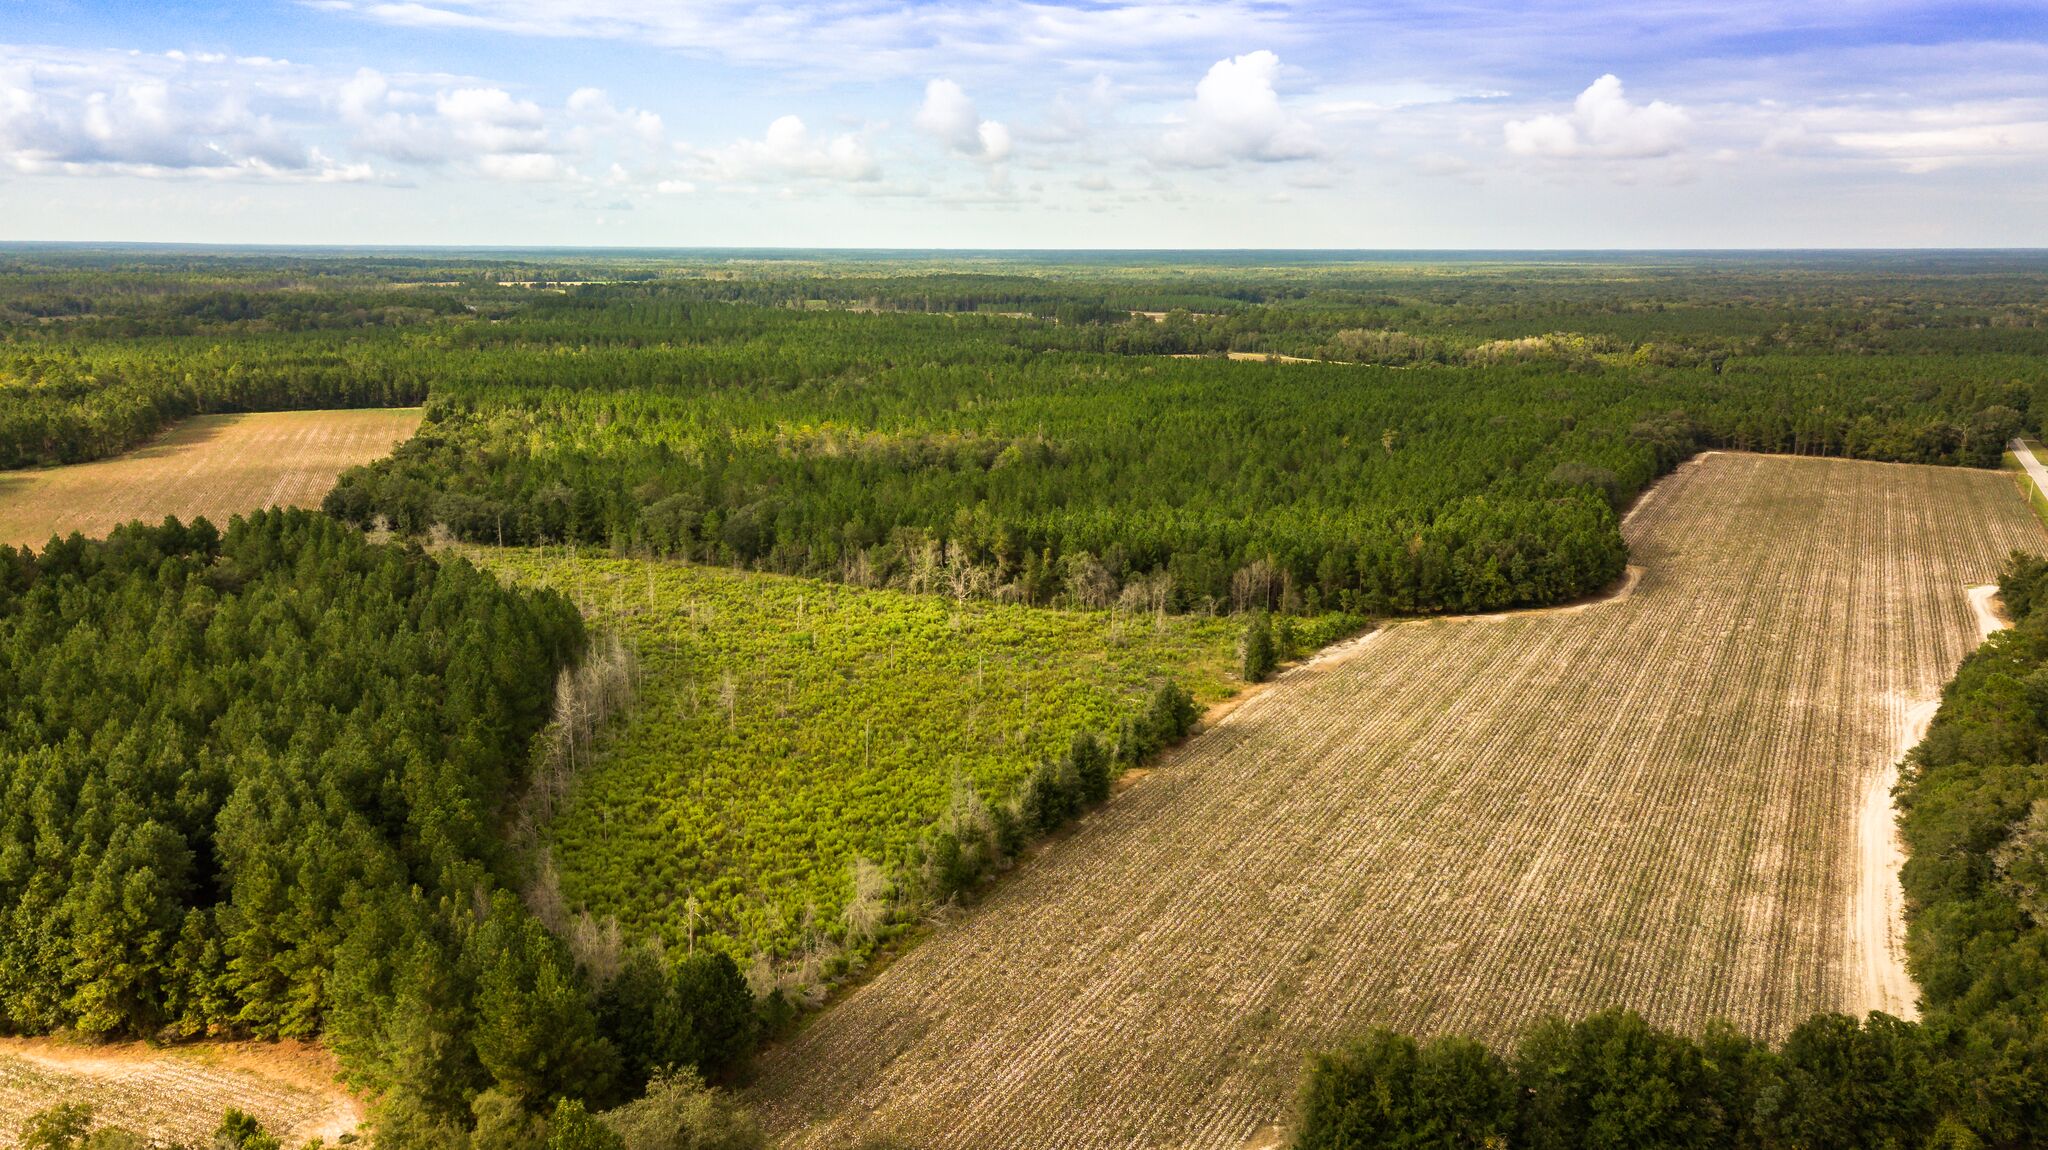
0;409;421;548
749;453;2046;1150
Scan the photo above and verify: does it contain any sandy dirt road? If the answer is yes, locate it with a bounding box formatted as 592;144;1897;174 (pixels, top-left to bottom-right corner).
1850;582;2006;1021
1847;583;2016;1017
0;408;420;548
1850;699;1936;1022
750;454;2045;1150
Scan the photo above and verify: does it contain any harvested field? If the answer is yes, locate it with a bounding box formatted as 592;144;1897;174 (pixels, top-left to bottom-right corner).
750;452;2046;1150
0;409;420;548
0;1038;359;1147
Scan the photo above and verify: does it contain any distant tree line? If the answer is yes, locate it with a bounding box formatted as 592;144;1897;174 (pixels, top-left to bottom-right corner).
1294;548;2048;1148
5;270;2044;621
0;339;428;469
315;297;2035;617
0;513;753;1146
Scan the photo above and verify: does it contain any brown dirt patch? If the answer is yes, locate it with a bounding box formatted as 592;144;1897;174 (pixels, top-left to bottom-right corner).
0;408;421;548
0;1037;362;1147
1167;351;1327;364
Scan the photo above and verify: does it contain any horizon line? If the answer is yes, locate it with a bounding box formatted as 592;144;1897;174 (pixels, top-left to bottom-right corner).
6;242;2048;258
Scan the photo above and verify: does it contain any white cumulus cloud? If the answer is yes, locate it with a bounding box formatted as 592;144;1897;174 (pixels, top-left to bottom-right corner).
915;79;1011;161
1157;50;1319;167
702;114;880;183
342;77;565;177
977;119;1012;161
338;71;668;182
567;86;663;145
435;87;548;153
1504;74;1689;159
0;48;371;181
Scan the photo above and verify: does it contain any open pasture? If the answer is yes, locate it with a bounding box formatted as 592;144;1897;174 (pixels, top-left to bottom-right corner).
749;452;2045;1150
0;408;420;548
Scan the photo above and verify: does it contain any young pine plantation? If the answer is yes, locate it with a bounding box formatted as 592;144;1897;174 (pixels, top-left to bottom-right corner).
468;547;1358;985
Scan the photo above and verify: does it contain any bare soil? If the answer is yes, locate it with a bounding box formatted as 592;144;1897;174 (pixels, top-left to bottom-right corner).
1968;583;2005;636
0;1037;361;1147
0;409;421;548
1168;351;1327;364
1850;699;1934;1021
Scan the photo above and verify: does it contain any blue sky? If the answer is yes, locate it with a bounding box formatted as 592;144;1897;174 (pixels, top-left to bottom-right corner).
3;1;2045;246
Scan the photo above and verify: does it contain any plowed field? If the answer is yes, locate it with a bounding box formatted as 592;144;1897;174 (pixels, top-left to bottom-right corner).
0;409;420;548
750;452;2046;1150
0;1038;358;1147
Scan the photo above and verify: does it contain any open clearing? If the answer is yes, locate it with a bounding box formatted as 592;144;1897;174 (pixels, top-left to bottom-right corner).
0;1038;359;1147
0;409;420;548
749;453;2045;1150
1167;351;1327;364
463;548;1328;965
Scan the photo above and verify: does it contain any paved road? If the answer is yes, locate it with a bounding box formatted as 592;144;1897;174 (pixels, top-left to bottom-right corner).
2011;437;2048;502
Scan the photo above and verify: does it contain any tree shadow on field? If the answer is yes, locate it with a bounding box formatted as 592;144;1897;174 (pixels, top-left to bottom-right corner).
123;414;237;461
0;472;42;544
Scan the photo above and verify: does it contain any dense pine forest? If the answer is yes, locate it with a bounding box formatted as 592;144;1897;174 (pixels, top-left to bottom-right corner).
0;512;752;1146
6;250;2046;617
4;250;2048;1147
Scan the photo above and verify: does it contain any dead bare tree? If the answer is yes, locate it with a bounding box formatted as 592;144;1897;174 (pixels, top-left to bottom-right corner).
843;858;891;946
512;631;639;911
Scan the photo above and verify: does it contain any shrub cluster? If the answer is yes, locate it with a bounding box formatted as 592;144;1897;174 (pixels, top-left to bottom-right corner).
917;681;1199;903
18;1104;291;1150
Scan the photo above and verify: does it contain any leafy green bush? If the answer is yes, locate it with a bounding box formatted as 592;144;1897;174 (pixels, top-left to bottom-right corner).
601;1071;764;1150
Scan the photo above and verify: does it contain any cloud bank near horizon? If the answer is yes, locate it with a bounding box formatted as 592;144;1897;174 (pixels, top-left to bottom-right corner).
2;0;2045;246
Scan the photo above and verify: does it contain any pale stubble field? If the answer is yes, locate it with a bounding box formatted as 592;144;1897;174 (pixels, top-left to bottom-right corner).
0;408;420;549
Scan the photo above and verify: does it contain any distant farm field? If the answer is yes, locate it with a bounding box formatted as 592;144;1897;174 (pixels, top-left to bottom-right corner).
750;452;2045;1150
468;549;1359;970
0;408;420;548
0;1038;358;1148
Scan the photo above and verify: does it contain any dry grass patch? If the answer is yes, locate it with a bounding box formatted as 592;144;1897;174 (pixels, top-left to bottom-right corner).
0;1038;360;1147
0;409;420;548
748;453;2046;1150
